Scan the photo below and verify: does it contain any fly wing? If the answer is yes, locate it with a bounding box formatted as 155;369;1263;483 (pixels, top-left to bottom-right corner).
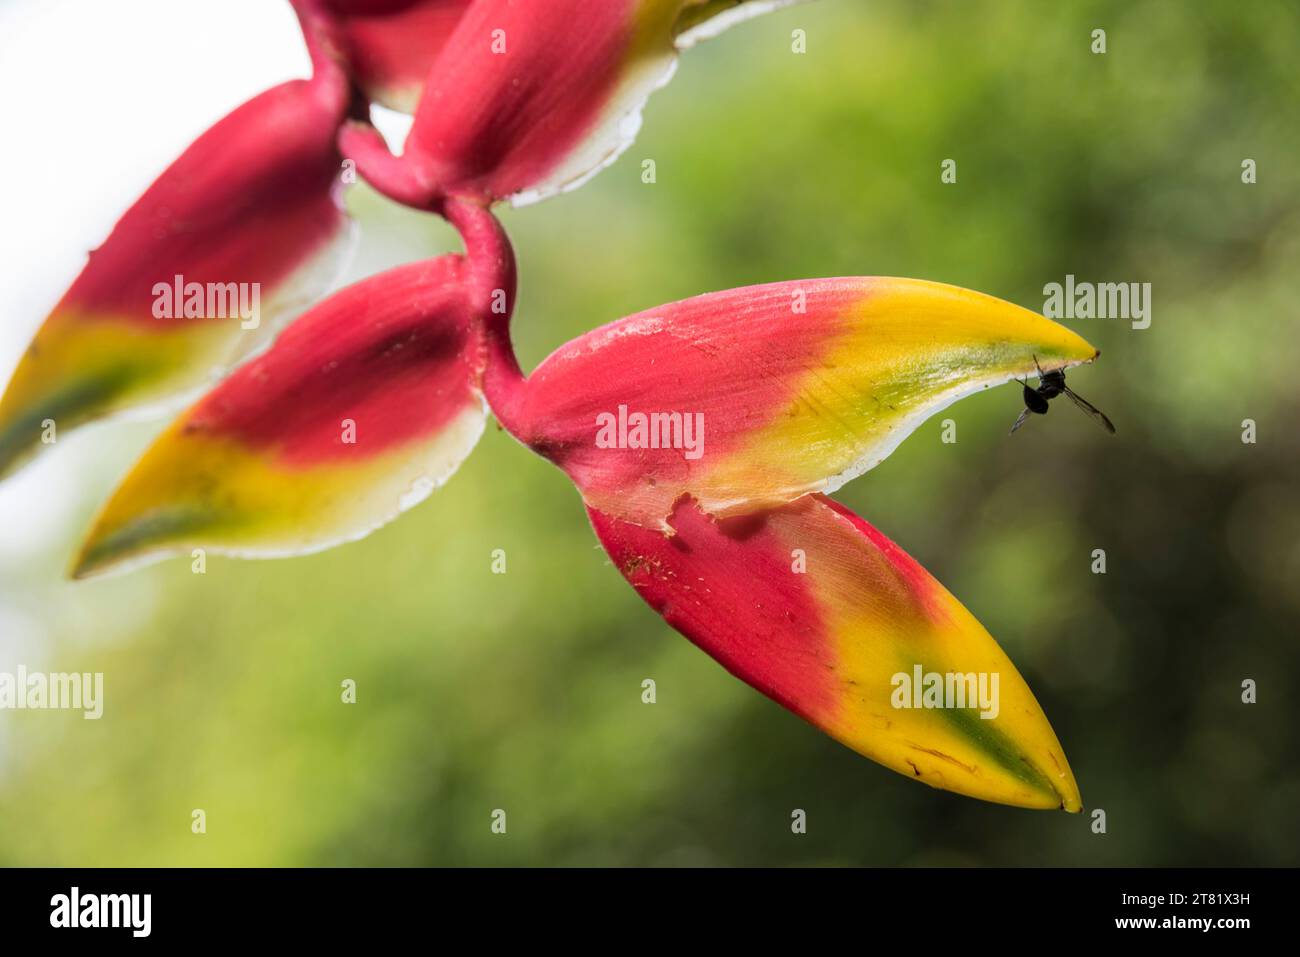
1063;386;1116;434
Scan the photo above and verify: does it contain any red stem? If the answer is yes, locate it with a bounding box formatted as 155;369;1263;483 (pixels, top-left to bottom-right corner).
336;122;438;208
290;5;526;439
441;198;528;439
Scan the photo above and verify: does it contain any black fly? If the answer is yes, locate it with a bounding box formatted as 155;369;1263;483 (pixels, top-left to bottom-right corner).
1010;357;1115;435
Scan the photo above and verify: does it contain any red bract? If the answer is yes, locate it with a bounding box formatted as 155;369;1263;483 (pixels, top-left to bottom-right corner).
4;1;1109;809
506;277;1097;527
314;0;474;112
0;10;353;478
73;254;489;578
590;495;1081;809
341;0;802;207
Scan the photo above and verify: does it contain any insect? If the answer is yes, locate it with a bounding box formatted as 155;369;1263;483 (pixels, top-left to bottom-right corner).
1010;357;1116;435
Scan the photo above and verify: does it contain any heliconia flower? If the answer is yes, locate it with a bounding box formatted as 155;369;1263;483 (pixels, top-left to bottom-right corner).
69;198;512;579
340;0;805;207
309;0;474;112
12;0;1106;812
0;10;354;481
0;1;798;483
62;195;1095;809
501;278;1100;529
71;254;489;579
589;493;1082;810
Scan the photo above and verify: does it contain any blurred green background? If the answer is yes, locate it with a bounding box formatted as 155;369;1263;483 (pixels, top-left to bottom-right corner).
1;0;1298;865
